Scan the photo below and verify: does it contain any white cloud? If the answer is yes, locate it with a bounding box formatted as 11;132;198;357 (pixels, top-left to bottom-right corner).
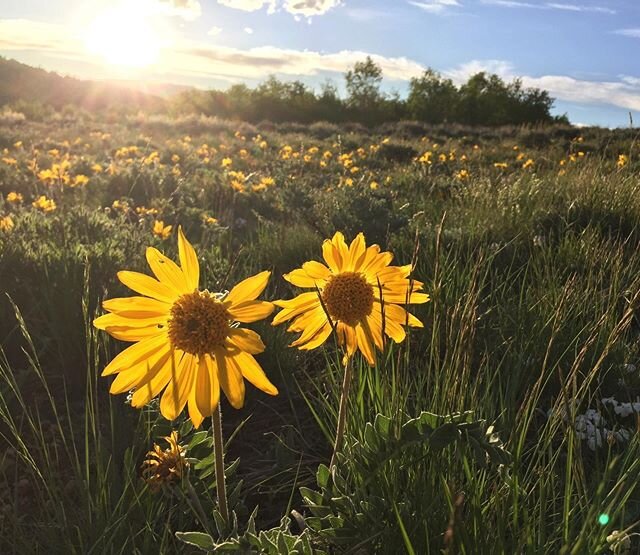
283;0;341;16
243;26;254;33
480;0;615;13
409;0;461;14
156;0;202;20
217;0;276;12
217;0;340;16
208;26;222;35
447;59;640;112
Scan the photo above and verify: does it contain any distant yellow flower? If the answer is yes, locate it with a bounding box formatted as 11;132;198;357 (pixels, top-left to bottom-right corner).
136;206;159;217
171;154;180;164
369;181;379;190
522;159;534;169
260;176;275;188
273;232;429;365
418;151;432;164
0;215;14;232
618;154;629;168
203;215;219;226
32;195;56;212
455;169;470;180
93;228;277;427
141;431;188;492
92;163;103;174
153;220;173;240
438;154;447;163
72;174;89;187
2;157;17;166
494;162;508;170
6;192;23;204
221;157;232;168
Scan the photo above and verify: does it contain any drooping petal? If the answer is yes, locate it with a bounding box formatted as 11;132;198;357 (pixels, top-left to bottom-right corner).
101;332;169;376
290;307;330;347
355;323;376;365
130;349;181;407
117;271;178;304
105;325;166;342
227;350;278;396
382;302;424;328
146;246;190;293
215;348;245;409
178;227;199;291
195;355;220;418
160;353;196;421
297;320;333;350
226;328;266;354
109;344;172;394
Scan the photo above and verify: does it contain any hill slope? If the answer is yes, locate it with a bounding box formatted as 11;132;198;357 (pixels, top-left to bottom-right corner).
0;57;165;111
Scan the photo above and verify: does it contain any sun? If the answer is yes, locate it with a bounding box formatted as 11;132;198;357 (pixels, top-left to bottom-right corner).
85;3;162;68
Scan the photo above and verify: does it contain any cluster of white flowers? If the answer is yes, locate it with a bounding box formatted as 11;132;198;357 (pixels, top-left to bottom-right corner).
573;408;632;451
601;397;640;419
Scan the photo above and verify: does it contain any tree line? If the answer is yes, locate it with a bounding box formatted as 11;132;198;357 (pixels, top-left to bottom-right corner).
170;56;567;127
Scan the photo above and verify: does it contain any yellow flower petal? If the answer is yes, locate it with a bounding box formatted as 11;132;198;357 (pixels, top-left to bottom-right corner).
228;350;278;396
216;348;245;409
226;271;271;305
117;270;178;303
195;355;220;418
226;328;265;354
102;332;169;376
272;292;321;326
355;323;376;365
160;353;196;420
226;300;274;323
346;233;366;272
146;246;190;293
102;296;171;318
109;344;172;394
178;226;199;291
131;349;180;407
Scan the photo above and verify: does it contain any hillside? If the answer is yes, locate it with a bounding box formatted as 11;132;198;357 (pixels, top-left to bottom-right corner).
0;57;165;111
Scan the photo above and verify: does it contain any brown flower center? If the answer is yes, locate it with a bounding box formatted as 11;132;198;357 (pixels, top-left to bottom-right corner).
168;291;229;355
322;272;374;326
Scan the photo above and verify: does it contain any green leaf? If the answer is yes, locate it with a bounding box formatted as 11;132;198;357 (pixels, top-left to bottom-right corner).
175;531;215;551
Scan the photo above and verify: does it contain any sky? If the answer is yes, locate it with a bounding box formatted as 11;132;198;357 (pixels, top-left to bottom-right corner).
0;0;639;127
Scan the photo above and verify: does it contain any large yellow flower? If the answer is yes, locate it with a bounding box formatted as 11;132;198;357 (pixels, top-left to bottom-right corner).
273;232;429;364
94;228;277;428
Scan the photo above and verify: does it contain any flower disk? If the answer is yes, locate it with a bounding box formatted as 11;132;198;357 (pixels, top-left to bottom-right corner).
322;272;374;326
168;291;230;355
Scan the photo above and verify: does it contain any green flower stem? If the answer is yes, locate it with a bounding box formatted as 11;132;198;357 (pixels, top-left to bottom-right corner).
212;403;229;525
330;356;353;469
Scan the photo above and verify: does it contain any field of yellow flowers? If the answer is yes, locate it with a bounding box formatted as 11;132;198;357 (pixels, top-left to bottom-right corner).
1;115;640;554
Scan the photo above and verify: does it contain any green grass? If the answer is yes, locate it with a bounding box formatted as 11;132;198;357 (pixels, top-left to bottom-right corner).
0;117;639;553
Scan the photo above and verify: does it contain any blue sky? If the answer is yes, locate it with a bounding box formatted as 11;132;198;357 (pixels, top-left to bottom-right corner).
1;0;639;126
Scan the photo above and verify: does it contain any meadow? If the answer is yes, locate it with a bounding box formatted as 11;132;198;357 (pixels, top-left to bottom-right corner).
0;111;639;554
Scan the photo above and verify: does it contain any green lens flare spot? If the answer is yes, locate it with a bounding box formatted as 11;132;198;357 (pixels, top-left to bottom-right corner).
598;513;610;526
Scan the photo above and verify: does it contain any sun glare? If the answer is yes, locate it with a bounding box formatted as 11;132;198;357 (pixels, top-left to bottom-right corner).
85;3;161;68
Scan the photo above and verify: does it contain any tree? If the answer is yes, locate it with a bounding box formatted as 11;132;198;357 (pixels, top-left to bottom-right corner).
407;69;458;123
345;56;383;111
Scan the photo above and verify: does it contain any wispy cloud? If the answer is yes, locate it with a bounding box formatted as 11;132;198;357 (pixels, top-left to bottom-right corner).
480;0;616;14
615;28;640;38
409;0;461;14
